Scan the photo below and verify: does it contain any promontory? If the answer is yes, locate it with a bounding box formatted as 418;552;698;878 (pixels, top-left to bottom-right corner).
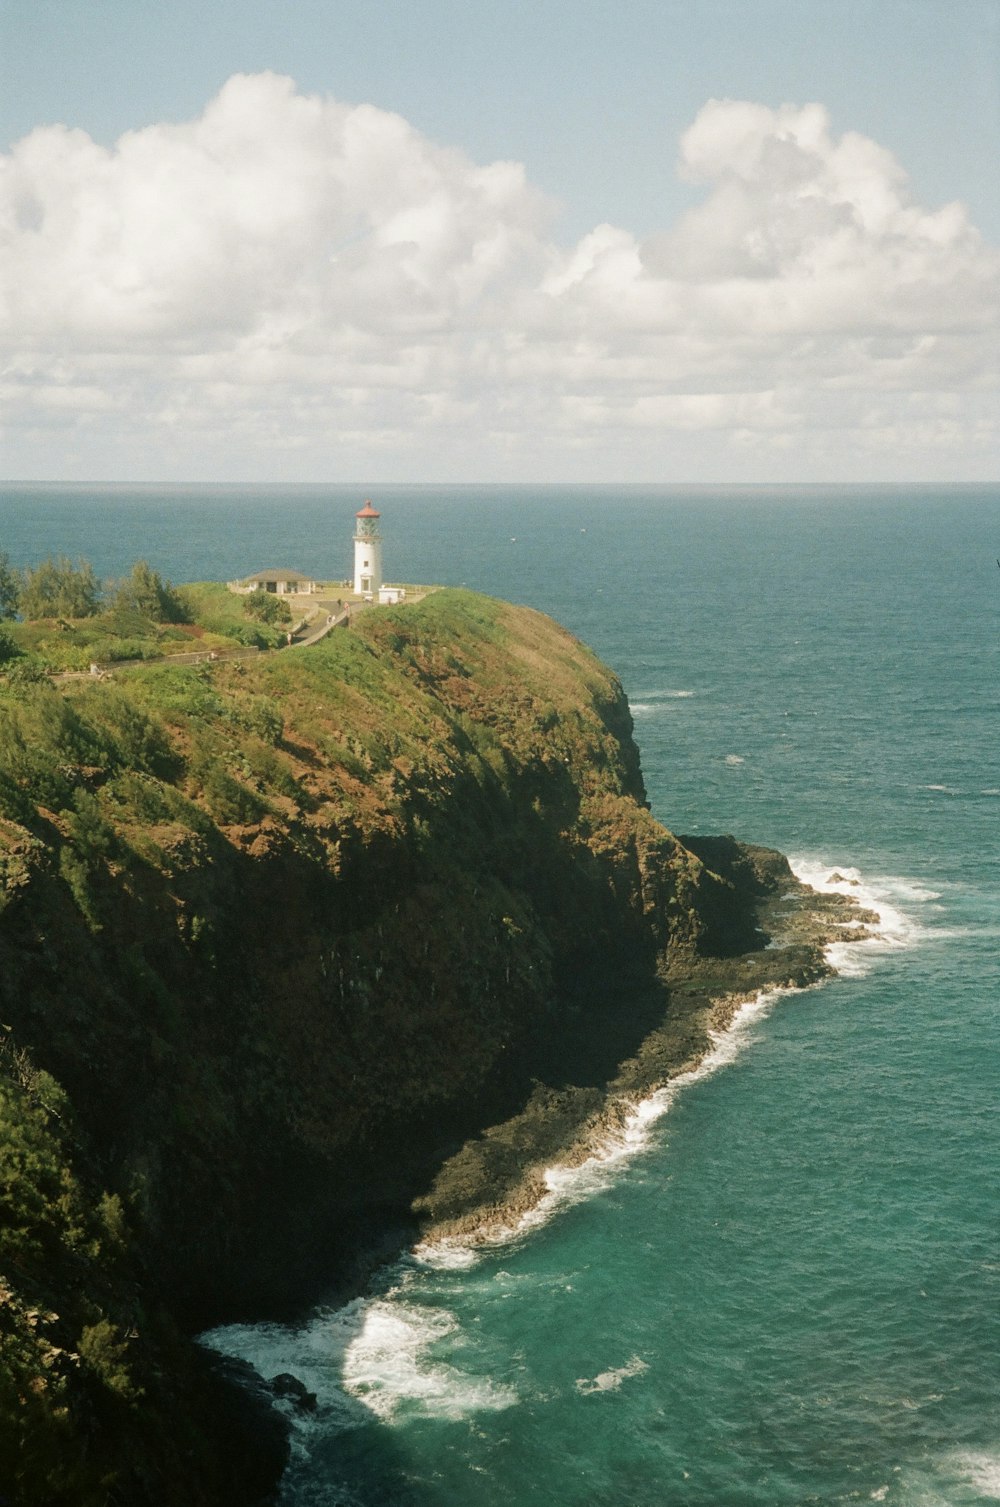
0;589;871;1505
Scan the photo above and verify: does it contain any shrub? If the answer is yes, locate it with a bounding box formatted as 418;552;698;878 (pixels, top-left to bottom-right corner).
125;664;224;722
0;658;48;688
200;616;283;649
78;1319;140;1401
224;692;284;744
244;591;292;624
79;686;179;779
191;754;267;825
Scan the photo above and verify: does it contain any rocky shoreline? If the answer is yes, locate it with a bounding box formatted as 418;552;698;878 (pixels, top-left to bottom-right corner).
216;847;882;1506
410;858;879;1250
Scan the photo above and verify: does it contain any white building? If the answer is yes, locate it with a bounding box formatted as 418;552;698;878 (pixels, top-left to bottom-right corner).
230;568;318;596
353;500;383;598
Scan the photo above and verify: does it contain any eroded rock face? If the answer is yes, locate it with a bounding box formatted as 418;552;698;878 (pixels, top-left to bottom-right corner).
0;590;870;1505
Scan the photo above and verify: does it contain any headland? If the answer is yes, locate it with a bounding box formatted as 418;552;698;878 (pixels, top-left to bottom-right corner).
0;585;874;1506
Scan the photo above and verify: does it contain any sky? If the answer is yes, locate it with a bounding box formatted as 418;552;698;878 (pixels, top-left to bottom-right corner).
1;0;998;484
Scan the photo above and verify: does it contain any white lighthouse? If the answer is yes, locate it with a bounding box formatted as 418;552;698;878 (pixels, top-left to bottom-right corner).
352;499;383;598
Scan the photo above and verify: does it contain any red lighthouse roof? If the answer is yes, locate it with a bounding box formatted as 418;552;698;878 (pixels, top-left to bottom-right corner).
355;499;380;518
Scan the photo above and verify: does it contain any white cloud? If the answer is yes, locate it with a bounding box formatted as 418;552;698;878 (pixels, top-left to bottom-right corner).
0;78;997;479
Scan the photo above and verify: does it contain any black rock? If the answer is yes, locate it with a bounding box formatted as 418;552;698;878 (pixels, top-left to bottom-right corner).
270;1372;319;1413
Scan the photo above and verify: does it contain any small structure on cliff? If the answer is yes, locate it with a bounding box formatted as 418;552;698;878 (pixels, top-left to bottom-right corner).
230;568;319;596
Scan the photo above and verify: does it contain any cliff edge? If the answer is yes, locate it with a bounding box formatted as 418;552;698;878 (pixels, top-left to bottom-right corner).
0;590;869;1505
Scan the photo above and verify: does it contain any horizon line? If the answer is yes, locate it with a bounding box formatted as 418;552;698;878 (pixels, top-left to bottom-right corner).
4;478;997;490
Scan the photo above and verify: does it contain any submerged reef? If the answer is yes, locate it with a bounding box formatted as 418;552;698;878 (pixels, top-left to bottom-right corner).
0;590;871;1505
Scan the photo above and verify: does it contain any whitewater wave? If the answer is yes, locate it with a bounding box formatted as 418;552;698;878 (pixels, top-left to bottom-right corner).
338;1299;517;1421
202;1292;518;1434
954;1450;1000;1500
630;690;695;714
886;1448;1000;1504
789;858;931;977
575;1355;648;1395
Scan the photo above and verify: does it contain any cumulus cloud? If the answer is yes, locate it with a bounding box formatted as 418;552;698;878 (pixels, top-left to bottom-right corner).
1;77;997;478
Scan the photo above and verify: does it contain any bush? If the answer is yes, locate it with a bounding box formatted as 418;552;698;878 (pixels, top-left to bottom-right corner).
100;638;158;663
79;686;180;779
195;759;267;825
201;616;283;650
78;1319;140;1401
224;692;284;744
244;591;292;625
0;658;48;688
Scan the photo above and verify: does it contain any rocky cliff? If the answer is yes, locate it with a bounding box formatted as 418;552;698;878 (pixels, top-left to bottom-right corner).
0;590;854;1505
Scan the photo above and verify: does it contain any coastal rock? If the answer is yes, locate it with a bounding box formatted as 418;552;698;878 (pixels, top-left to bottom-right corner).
270;1373;318;1413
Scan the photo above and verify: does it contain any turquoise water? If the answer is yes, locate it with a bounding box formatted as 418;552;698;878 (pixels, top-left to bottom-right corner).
3;483;998;1505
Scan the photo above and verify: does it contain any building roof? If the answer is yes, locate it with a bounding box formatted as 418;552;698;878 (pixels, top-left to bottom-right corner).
241;568;313;583
355;500;380;518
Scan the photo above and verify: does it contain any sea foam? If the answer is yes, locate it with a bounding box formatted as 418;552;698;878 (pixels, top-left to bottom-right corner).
790;857;925;976
202;1291;518;1433
575;1355;648;1395
895;1448;1000;1505
630;690;696;715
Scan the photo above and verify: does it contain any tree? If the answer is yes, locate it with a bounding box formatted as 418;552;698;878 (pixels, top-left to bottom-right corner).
0;552;20;619
243;591;292;625
110;560;188;623
19;557;100;620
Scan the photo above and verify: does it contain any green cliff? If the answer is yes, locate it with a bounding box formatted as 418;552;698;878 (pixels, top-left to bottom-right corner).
0;590;838;1504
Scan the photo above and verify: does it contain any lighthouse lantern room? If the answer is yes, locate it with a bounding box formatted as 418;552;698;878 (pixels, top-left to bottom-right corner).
353;499;383;598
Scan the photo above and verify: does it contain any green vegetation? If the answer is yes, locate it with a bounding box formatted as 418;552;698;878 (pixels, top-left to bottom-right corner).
243;589;292;624
0;1056;158;1503
0;585;744;1505
19;556;101;620
173;580;290;648
109;560;189;624
0;560;297;675
0;551;19;619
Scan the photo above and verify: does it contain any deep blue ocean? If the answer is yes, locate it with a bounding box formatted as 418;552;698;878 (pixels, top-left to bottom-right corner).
3;482;998;1506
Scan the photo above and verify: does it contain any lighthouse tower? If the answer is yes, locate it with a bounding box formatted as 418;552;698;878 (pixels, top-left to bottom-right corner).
352;499;383;598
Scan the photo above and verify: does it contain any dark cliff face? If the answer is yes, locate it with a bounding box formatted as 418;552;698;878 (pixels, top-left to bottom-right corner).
0;589;764;1506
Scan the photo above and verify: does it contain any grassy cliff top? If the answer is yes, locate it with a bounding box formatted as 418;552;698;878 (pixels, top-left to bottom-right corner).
2;579;301;673
0;588;644;862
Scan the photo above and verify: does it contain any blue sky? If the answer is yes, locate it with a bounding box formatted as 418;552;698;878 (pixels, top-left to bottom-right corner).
1;0;998;481
4;0;998;242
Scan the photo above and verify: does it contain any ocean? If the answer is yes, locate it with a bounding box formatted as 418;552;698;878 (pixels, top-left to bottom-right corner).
3;482;998;1505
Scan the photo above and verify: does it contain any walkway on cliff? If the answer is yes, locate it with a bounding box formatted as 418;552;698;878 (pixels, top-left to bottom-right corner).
51;588;431;682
